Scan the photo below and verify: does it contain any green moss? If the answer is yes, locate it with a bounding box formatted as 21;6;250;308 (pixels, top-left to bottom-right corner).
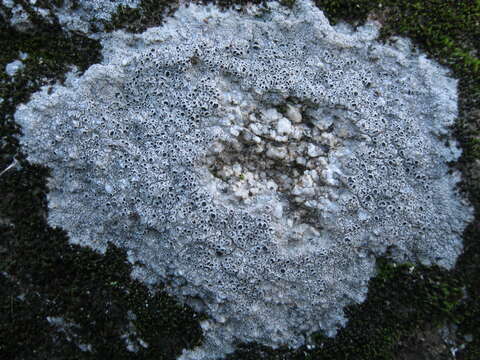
463;138;480;162
105;0;179;33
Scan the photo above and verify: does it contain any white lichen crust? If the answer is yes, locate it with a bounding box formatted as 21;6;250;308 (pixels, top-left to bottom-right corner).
15;1;473;359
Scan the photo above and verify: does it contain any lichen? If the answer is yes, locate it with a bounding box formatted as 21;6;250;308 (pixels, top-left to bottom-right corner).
13;1;474;359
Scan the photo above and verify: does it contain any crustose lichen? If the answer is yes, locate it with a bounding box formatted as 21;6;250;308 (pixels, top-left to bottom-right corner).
15;1;473;359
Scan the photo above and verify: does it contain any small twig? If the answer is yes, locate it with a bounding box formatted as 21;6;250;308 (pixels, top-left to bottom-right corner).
0;158;18;177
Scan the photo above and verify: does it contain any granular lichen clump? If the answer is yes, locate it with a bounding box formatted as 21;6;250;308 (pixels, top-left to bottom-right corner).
14;0;473;359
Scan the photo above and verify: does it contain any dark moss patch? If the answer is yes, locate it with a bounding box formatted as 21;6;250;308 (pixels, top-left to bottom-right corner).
105;0;180;33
